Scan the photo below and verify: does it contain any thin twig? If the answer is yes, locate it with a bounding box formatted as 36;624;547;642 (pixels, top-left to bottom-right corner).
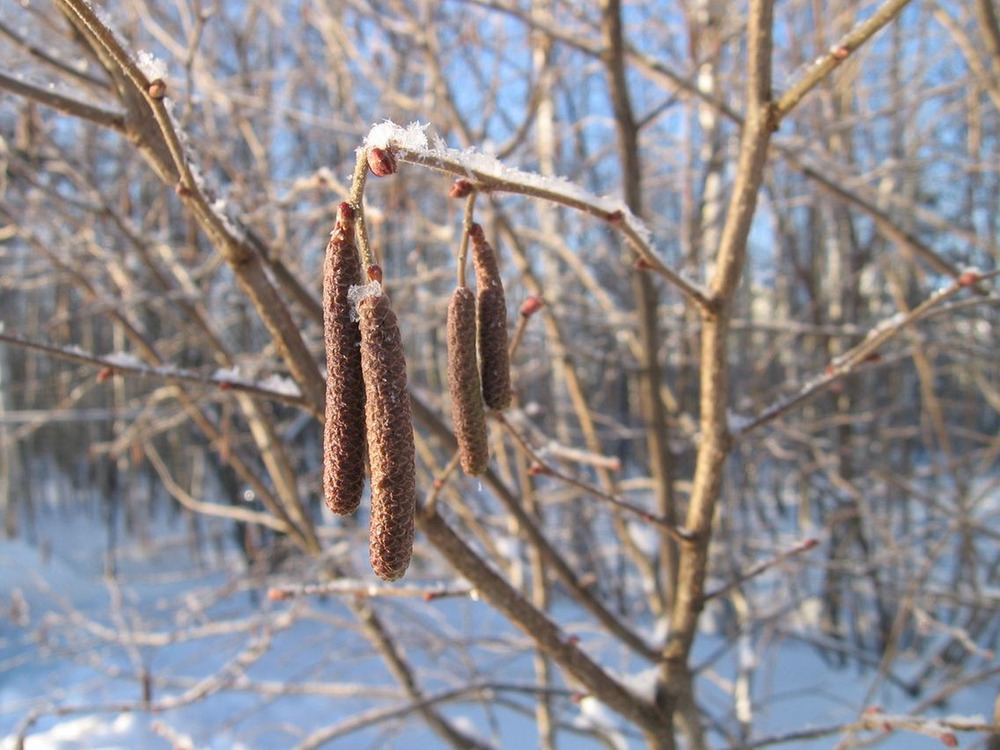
494;412;694;543
349;147;375;268
732;272;996;440
703;538;819;602
456;190;478;287
268;579;474;601
395;146;710;308
773;0;915;122
0;71;125;131
0;332;308;409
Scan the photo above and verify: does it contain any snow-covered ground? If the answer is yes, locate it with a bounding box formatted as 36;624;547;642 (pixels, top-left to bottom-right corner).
1;498;996;749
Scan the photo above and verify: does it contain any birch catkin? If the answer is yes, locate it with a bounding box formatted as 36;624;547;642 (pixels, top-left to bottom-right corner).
357;289;416;581
322;202;366;515
447;287;489;475
470;223;511;410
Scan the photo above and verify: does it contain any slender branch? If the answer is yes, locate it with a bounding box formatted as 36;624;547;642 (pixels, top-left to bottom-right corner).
746;711;998;749
409;391;660;661
732;272;996;439
773;0;915;123
0;71;125;131
0;332;307;410
394;144;710;307
495;412;693;542
14;625;279;749
665;0;775;671
703;538;818;601
268;580;473;601
417;504;668;733
145;443;293;535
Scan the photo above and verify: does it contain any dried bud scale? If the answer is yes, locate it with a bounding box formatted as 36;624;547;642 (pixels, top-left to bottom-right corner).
520;295;544;318
367;147;398;177
322;202;367;515
447;287;490;475
471;223;512;411
357;291;417;581
449;179;475;198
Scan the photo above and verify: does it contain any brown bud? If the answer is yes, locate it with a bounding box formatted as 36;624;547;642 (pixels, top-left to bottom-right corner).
957;270;981;287
322;202;367;515
147;79;167;99
358;291;416;581
520;295;543;318
449;179;475;198
367;264;383;283
447;287;489;475
367;147;398;177
471;224;511;410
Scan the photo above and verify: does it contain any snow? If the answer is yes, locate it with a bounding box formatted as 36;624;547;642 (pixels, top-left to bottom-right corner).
363;120;429;152
104;351;145;369
575;697;628;750
347;280;382;320
361;121;657;250
135;50;167;81
255;375;302;398
2;474;997;749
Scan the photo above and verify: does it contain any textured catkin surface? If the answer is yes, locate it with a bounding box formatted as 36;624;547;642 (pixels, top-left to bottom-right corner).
358;292;416;581
471;225;511;411
447;287;489;475
322;202;366;515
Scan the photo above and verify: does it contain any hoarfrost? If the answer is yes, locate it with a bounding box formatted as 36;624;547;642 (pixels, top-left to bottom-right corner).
104;352;144;369
135;50;167;81
627;520;659;558
363;120;429;152
361;120;655;250
257;375;302;398
212;367;246;384
620;667;658;703
738;633;758;670
347;281;382;321
575;697;628;750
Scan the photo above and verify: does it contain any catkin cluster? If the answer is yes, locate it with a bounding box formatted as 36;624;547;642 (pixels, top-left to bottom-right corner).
320;190;515;579
444;222;514;476
321;202;416;581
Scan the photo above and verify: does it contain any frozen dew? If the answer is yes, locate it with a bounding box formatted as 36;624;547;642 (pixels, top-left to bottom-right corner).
363;120;429;152
135;50;167;81
347;280;382;321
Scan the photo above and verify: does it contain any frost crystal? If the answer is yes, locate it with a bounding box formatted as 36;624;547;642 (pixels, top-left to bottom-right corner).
136;50;167;81
347;281;383;321
364;121;429;152
257;374;302;398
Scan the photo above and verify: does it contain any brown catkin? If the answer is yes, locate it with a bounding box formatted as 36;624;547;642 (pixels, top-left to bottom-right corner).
447;287;489;475
471;224;511;410
322;202;366;515
358;290;416;581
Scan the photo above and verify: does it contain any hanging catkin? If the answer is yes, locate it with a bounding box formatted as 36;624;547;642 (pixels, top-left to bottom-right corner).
357;288;416;581
470;223;511;410
447;287;489;475
322;202;366;515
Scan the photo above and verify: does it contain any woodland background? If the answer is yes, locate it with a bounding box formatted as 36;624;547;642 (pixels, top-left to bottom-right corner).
0;0;998;748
